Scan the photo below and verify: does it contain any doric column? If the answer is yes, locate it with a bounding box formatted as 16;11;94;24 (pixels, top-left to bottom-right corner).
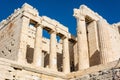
49;31;57;70
74;9;89;70
77;15;89;70
33;25;43;67
63;36;70;73
18;16;29;64
97;20;112;64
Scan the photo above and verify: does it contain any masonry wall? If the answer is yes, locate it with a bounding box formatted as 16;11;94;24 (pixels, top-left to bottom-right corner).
70;68;120;80
0;58;65;80
108;26;120;61
0;15;22;61
87;20;120;66
87;21;100;66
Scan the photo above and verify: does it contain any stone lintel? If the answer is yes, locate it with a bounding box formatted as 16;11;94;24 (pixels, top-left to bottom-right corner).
74;5;103;21
22;11;40;23
42;16;68;32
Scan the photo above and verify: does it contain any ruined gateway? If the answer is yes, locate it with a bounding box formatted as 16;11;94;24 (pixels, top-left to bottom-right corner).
0;3;120;80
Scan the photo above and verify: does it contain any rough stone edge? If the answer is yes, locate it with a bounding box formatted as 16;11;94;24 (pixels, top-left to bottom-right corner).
67;59;120;79
0;58;66;79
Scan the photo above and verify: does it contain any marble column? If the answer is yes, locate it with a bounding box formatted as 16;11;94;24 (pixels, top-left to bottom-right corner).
33;25;43;67
49;31;57;70
97;20;112;64
76;15;89;70
63;37;70;73
18;16;29;64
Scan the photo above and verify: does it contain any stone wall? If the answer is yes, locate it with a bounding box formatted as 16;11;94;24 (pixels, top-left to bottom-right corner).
0;58;65;80
71;68;120;80
108;25;120;61
67;59;120;80
87;21;100;66
0;14;21;61
0;58;119;80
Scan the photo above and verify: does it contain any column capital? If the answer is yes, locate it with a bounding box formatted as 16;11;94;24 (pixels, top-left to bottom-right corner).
35;23;44;28
49;29;56;34
21;15;30;19
73;9;85;21
61;35;67;40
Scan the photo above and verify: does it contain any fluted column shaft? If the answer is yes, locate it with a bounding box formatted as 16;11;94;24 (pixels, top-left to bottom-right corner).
77;15;89;70
49;31;57;70
33;25;43;67
18;16;29;63
97;20;112;64
63;37;70;73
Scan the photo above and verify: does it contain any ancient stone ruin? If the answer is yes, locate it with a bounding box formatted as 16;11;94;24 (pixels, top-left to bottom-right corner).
0;3;120;80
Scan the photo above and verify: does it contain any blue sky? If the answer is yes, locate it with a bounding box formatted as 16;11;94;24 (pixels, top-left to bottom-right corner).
0;0;120;36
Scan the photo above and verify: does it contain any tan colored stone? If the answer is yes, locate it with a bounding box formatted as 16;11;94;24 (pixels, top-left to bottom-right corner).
74;13;89;70
49;31;57;70
33;25;43;67
0;3;120;80
63;37;70;73
17;16;30;64
97;20;113;64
